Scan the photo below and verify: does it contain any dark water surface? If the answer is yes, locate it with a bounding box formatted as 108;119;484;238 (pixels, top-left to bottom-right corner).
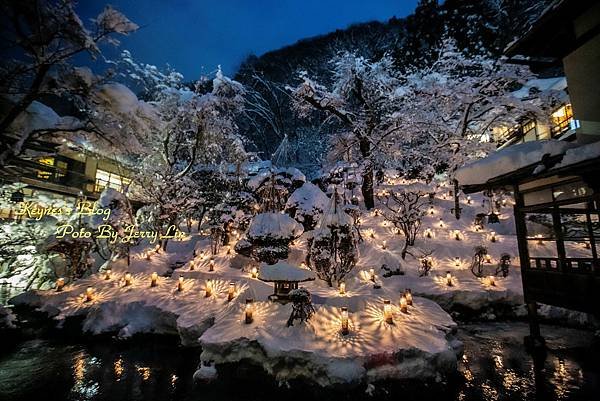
0;322;597;401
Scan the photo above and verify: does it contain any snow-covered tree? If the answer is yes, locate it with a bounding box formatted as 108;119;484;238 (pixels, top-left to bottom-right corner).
288;53;404;209
0;0;139;165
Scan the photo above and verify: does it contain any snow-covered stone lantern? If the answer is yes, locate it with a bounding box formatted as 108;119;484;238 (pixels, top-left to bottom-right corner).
258;262;315;303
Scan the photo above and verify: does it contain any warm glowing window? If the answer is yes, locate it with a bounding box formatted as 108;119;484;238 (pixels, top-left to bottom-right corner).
551;104;573;135
94;169;131;193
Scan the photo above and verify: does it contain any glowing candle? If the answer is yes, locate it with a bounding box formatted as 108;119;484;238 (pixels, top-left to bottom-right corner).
369;268;376;282
85;287;93;302
488;275;496;287
454;230;461;240
189;261;195;271
104;269;111;280
209;259;215;272
200;250;206;259
124;273;132;287
490;231;497;243
439;218;444;228
177;276;184;292
341;307;349;335
151;272;158;287
382;240;387;250
370;230;375;239
155;244;161;253
228;282;235;301
145;251;151;260
454;257;461;267
250;266;258;279
467;196;472;204
205;279;213;297
399;295;408;313
536;234;543;245
405;289;413;306
383;299;393;324
339;282;346;295
485;254;492;264
300;262;307;269
446;271;453;287
245;298;254;324
430;205;435;215
502;199;507;207
425;228;433;238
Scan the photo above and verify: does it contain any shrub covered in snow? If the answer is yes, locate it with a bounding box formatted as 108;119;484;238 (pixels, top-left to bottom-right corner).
242;212;303;264
285;182;329;230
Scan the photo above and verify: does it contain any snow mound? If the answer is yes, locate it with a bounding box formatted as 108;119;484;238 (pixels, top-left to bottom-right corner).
198;298;461;386
286;182;329;214
455;140;576;186
552;140;600;170
248;212;303;240
259;262;315;282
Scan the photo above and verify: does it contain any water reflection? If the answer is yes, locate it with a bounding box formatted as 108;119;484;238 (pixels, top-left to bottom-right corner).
0;322;597;401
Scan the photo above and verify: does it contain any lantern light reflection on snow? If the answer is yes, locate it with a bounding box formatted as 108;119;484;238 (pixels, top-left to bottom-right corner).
124;273;132;287
151;272;158;287
446;271;453;287
177;276;184;292
85;287;93;302
488;275;496;287
250;266;258;278
104;269;111;280
383;299;393;324
339;282;346;295
399;295;408;313
228;282;235;301
369;268;376;282
245;298;254;324
485;254;492;263
341;307;349;335
56;278;65;291
205;279;213;297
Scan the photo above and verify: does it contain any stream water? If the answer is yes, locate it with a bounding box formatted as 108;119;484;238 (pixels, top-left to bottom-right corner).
0;322;597;401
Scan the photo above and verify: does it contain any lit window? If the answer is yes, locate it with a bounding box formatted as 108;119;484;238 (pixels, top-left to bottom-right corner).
551;104;573;136
95;169;131;193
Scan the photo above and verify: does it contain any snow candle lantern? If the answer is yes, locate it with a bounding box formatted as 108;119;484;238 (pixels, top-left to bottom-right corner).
245;298;254;324
425;228;433;238
439;218;444;228
488;275;496;287
339;282;346;295
341;307;349;335
104;269;111;280
490;231;497;243
209;259;215;272
454;257;461;267
383;299;393;324
485;254;492;264
369;268;376;282
151;272;158;287
467;196;472;204
454;230;461;240
56;278;65;292
536;234;543;245
429;205;435;215
399;295;408;313
205;279;213;297
228;282;235;301
405;289;413;306
177;276;184;292
382;240;387;250
145;251;151;260
446;271;453;287
85;287;93;302
124;273;132;287
250;266;258;279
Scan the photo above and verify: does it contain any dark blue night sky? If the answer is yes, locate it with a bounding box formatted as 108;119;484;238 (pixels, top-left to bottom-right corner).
77;0;418;79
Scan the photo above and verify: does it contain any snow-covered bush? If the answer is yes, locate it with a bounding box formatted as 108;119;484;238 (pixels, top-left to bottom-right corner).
241;212;303;264
249;168;305;213
377;188;430;259
285;182;329;230
307;190;358;286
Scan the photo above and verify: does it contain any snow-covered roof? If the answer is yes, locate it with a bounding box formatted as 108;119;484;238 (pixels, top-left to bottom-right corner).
512;77;567;99
551;141;600;170
455;140;577;186
258;262;315;282
247;212;303;239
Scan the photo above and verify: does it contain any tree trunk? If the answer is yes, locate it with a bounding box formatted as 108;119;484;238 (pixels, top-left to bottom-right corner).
453;179;461;220
401;241;408;260
358;137;374;209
